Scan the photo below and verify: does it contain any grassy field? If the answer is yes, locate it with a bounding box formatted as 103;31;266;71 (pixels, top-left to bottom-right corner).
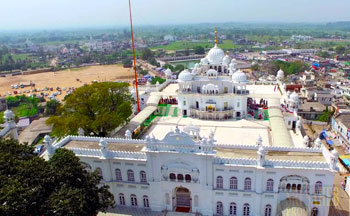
246;35;289;43
151;40;240;51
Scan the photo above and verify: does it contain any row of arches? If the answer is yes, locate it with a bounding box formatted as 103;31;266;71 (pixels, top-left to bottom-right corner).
88;166;147;183
216;202;259;216
169;173;192;182
118;193;149;208
279;181;322;194
216;177;259;191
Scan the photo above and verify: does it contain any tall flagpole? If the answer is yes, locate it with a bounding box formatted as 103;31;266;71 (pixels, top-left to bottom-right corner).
129;0;140;113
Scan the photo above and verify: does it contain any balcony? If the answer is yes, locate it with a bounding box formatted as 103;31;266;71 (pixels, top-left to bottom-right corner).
179;89;249;96
190;108;234;120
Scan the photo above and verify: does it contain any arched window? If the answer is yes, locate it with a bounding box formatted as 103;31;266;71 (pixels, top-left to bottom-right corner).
216;201;223;215
169;173;176;181
244;178;251;191
143;195;149;208
243;203;250;216
140;171;147;183
297;184;301;192
216;176;223;189
229;202;237;215
119;193;125;205
185;174;191;182
95;167;103;178
311;207;318;216
115;168;122;181
127;170;135;182
266;179;274;192
230;177;238;190
286;183;291;191
265;204;272;216
177;174;184;181
130;194;138;206
315;181;322;194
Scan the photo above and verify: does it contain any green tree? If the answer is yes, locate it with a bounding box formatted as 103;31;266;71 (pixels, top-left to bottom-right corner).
194;46;205;54
163;63;174;71
174;64;185;72
47;82;133;137
318;107;334;122
0;139;115;216
335;46;346;55
251;64;260;71
141;48;153;61
45;100;61;116
317;51;332;58
151;76;166;85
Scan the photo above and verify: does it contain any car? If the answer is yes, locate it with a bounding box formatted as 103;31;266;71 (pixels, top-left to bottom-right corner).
34;145;44;154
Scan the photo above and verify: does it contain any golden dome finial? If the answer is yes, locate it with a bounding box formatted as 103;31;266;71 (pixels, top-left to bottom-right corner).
214;27;218;45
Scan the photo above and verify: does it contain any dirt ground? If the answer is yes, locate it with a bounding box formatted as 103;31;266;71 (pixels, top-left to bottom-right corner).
0;65;134;101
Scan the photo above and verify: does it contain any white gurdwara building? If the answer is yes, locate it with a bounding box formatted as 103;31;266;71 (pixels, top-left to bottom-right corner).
178;43;248;120
42;40;337;216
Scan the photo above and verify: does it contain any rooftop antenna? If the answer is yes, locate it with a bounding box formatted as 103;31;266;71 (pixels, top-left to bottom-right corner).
129;0;140;112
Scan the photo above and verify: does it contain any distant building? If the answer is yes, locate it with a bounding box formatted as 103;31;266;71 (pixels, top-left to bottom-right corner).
164;35;177;41
331;113;350;146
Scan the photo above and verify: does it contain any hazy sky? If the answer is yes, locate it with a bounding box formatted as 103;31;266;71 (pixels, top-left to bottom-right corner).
1;0;350;30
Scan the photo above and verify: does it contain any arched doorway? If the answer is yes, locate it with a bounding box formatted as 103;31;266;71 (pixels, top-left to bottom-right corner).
276;198;307;216
174;187;191;213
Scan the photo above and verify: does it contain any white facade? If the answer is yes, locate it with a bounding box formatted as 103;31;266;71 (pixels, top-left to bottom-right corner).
177;43;249;120
45;127;337;216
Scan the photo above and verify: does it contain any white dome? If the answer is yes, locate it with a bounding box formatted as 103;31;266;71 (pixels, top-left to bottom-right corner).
194;63;200;69
200;58;209;65
232;70;247;83
178;69;193;82
289;92;299;102
206;45;225;64
231;58;236;63
223;55;231;65
277;69;284;79
229;62;235;69
4;109;14;119
165;68;172;75
207;69;218;77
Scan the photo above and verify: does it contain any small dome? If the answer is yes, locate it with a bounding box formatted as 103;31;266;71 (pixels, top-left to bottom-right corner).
194;63;200;69
231;58;236;63
232;70;247;83
4;109;14;119
206;69;218;77
277;69;284;79
289;92;299;102
258;146;266;155
206;45;225;64
178;69;193;82
223;55;231;65
200;58;209;65
165;68;172;75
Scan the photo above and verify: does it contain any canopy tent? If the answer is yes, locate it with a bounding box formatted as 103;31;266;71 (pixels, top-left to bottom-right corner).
319;129;334;145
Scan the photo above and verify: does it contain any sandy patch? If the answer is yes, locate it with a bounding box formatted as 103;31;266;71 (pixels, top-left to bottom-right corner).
0;64;134;101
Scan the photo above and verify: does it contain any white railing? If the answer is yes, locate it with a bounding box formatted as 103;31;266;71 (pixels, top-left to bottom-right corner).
214;144;322;153
214;157;329;169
